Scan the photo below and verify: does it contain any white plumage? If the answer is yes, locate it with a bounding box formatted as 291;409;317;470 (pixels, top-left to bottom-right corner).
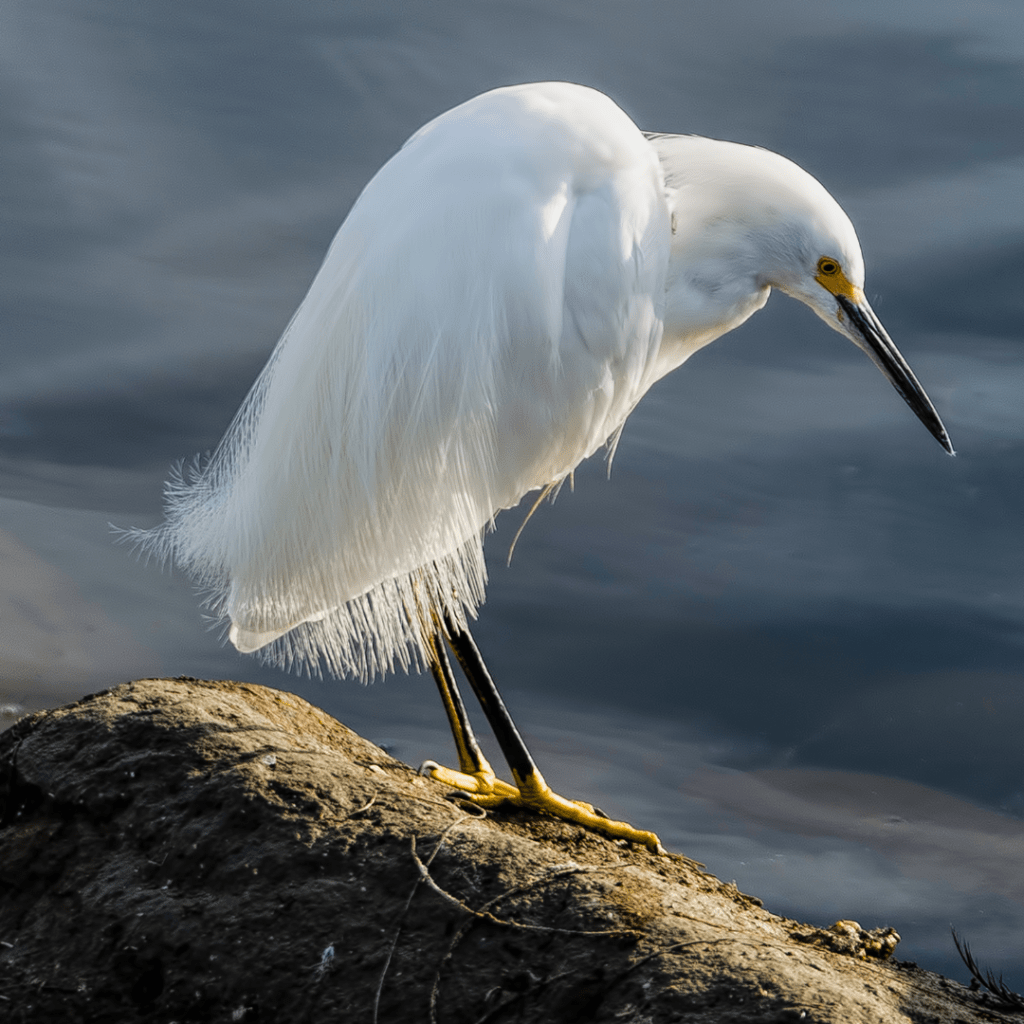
140;81;951;682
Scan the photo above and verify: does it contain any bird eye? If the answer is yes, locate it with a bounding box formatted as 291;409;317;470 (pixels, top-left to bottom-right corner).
817;257;840;276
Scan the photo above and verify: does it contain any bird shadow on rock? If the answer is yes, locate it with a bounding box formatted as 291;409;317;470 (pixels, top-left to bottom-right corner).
0;677;1008;1023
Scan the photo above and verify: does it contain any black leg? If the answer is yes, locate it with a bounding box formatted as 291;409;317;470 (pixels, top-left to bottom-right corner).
424;630;490;777
441;612;541;787
426;611;664;853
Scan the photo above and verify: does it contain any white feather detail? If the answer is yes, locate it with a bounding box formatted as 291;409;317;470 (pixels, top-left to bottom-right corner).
133;82;670;679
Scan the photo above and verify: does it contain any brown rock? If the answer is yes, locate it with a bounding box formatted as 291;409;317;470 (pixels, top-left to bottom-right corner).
0;678;1003;1022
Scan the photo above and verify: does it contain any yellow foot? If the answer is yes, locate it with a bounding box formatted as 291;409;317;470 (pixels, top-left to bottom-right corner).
420;760;664;854
516;772;666;854
419;760;520;806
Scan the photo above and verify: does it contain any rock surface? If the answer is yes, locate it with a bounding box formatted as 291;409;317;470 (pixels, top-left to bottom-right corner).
0;678;1009;1022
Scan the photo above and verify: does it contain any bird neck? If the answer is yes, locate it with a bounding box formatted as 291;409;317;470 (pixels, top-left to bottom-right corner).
656;243;770;380
648;133;821;381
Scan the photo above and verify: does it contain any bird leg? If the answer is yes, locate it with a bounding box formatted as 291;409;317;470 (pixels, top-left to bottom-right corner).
431;613;665;855
422;630;518;802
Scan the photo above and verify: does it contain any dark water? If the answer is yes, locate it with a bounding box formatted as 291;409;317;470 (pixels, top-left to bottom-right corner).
3;0;1024;987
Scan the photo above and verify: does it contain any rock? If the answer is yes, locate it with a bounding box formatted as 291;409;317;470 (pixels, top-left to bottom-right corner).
0;678;998;1022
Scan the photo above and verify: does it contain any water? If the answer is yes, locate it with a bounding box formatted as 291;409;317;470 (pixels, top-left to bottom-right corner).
3;0;1024;988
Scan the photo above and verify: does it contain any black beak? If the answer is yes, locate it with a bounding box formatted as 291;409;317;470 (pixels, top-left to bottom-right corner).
837;294;954;455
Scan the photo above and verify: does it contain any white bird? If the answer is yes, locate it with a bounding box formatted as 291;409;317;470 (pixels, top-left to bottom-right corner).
140;82;952;853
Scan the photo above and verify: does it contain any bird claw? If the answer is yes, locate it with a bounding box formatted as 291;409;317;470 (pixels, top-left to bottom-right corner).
422;759;664;853
420;760;520;801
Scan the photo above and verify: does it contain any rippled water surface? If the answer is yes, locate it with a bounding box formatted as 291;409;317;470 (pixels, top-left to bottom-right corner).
3;0;1024;986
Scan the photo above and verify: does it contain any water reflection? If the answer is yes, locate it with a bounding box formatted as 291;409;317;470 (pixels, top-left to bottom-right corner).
2;0;1023;988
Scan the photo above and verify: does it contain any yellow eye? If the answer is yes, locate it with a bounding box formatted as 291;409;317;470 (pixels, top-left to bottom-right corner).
817;257;840;276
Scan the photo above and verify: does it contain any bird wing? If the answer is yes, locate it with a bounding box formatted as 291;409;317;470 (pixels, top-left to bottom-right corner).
149;83;670;676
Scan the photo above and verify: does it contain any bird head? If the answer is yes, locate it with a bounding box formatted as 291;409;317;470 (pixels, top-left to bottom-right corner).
655;133;952;454
769;197;953;456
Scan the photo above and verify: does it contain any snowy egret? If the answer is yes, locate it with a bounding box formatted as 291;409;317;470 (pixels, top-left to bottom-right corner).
141;82;952;854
